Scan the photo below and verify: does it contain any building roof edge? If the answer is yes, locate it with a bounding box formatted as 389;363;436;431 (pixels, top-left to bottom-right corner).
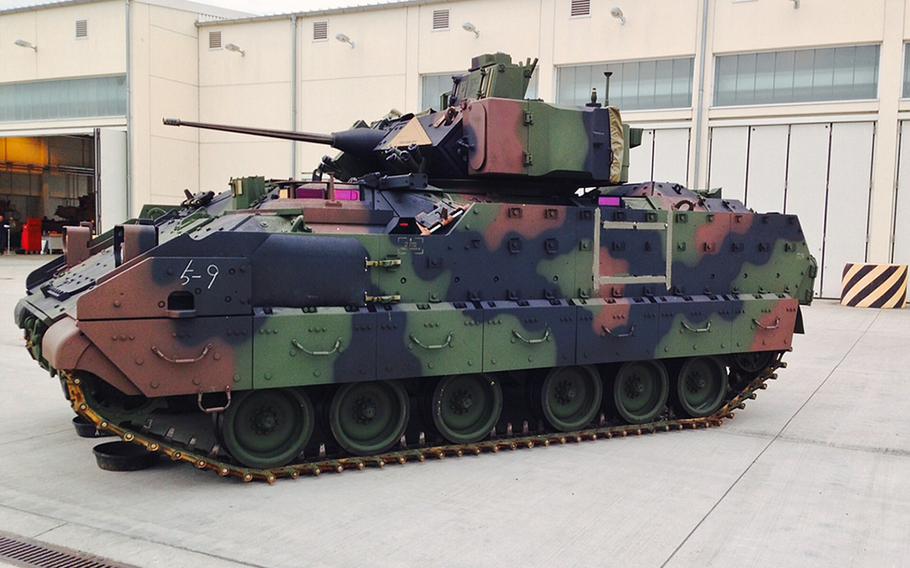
196;0;451;27
0;0;251;19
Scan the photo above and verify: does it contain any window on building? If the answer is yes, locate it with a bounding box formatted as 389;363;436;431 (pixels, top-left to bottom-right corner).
208;30;222;49
0;75;127;122
313;21;328;41
557;58;694;110
715;45;879;106
421;73;455;110
432;9;450;30
570;0;591;17
75;19;88;39
903;43;910;98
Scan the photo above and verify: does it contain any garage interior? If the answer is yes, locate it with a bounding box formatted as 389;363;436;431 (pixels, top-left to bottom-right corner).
0;135;96;252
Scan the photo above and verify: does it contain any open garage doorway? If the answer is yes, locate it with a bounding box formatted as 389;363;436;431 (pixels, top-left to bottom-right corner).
0;128;126;253
0;135;95;253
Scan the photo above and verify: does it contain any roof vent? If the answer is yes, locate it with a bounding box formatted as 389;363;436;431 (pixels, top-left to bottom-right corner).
432;9;450;30
313;21;328;40
208;30;222;49
75;19;88;38
571;0;591;16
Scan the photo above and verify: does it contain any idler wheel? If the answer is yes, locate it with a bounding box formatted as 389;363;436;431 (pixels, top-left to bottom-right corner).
72;415;114;438
220;389;315;469
674;357;728;418
610;361;669;424
431;374;502;444
329;381;409;456
730;351;775;376
540;366;602;432
93;441;157;472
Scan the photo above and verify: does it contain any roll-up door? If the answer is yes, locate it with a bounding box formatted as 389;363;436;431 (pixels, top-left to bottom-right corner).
707;126;749;202
627;128;654;183
822;122;873;299
709;121;874;298
784;123;830;298
652;128;690;184
892;121;910;267
94;127;128;232
745;125;788;213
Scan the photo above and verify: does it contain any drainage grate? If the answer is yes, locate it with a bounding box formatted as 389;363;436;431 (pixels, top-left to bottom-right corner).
0;531;136;568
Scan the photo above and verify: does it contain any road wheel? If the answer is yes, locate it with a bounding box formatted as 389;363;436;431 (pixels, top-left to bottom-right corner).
431;374;502;444
611;361;669;424
329;381;409;456
220;389;315;468
540;366;602;432
675;357;728;418
730;351;775;376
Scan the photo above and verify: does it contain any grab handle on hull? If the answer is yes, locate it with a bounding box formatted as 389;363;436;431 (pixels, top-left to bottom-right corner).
151;343;213;364
197;390;231;414
752;317;781;330
681;321;712;334
512;327;551;345
602;324;635;338
409;332;454;350
291;338;343;356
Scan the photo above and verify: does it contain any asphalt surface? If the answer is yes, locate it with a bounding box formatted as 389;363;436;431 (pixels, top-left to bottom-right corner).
0;255;907;567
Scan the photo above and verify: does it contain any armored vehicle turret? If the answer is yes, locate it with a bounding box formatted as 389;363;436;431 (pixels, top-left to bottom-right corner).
15;53;816;480
165;53;637;189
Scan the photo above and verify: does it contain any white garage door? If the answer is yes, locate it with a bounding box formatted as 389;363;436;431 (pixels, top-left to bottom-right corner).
746;125;788;213
708;121;874;298
627;129;654;183
707;126;749;202
652;129;690;183
822;122;873;298
893;121;910;266
94;128;128;233
785;124;830;297
626;128;690;184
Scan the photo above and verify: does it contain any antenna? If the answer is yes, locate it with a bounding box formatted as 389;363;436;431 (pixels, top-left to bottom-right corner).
603;72;613;107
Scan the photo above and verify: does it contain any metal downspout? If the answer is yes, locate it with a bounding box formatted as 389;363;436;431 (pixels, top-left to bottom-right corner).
291;15;298;178
125;0;132;215
692;0;710;188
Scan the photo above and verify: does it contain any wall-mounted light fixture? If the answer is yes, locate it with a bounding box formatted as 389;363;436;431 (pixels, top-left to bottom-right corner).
224;43;245;56
335;33;355;48
14;39;37;51
610;7;626;25
462;22;479;38
790;0;800;8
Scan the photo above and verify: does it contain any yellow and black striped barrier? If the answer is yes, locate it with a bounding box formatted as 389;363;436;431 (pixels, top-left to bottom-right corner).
841;263;908;308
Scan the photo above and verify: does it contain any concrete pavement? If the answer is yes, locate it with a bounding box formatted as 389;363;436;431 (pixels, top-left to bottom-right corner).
0;256;907;567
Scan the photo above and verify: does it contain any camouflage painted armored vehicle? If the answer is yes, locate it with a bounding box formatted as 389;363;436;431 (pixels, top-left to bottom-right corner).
15;53;816;480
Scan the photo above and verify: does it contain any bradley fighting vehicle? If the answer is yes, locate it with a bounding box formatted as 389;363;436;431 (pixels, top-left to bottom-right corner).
15;53;816;480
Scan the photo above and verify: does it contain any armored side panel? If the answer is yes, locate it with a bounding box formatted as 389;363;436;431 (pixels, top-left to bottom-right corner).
576;297;659;364
253;306;377;388
462;99;620;183
13;52;817;481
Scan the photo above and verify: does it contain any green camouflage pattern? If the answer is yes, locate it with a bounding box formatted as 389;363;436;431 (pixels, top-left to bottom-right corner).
16;180;814;394
12;52;816;470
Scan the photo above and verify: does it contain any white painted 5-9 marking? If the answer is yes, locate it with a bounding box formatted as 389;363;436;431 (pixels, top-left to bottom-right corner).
179;260;220;290
206;264;220;289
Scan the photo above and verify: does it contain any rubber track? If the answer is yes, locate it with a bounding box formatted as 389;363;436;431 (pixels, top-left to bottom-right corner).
64;359;785;484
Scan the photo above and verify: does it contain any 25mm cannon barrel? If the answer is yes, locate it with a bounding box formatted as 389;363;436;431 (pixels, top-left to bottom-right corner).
162;118;386;156
163;118;333;144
